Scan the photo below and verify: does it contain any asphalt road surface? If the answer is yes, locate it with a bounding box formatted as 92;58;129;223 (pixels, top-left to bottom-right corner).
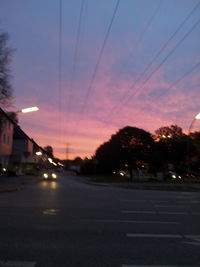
0;171;200;267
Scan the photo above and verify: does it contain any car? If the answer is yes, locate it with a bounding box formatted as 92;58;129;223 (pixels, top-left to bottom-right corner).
42;170;58;180
167;171;182;180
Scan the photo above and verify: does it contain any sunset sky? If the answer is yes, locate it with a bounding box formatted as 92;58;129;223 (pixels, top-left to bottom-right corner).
0;0;200;159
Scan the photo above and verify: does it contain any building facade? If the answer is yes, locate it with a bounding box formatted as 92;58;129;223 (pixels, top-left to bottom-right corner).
0;108;14;169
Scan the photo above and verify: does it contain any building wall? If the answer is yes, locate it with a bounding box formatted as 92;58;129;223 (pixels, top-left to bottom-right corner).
12;139;28;154
12;139;33;155
0;116;14;157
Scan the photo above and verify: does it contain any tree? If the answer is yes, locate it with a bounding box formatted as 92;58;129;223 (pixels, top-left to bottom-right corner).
7;111;18;124
188;131;200;171
0;31;13;107
44;145;54;158
153;125;189;173
95;126;154;176
73;157;83;165
155;125;183;141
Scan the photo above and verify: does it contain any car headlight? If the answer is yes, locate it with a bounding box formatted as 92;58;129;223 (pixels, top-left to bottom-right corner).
52;173;57;179
43;173;48;178
172;174;176;179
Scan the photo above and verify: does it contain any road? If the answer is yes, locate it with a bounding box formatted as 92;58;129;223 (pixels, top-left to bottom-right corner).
0;171;200;267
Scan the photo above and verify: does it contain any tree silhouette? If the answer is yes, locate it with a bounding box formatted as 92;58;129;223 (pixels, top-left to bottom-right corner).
44;145;54;158
0;31;13;107
95;126;154;176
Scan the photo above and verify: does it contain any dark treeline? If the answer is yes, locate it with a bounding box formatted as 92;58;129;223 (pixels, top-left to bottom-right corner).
80;125;200;179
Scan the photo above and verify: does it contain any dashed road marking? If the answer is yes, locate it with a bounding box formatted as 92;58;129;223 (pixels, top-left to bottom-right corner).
126;233;182;238
121;210;188;215
0;261;36;267
81;219;179;224
122;265;194;267
154;205;190;208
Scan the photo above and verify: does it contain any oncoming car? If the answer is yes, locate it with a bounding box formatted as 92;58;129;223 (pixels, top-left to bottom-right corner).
42;170;58;180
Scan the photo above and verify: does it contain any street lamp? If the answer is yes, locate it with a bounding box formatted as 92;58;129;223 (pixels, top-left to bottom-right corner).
188;113;200;133
18;106;39;114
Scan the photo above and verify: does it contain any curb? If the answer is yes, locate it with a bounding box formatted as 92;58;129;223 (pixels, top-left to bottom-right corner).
81;177;200;192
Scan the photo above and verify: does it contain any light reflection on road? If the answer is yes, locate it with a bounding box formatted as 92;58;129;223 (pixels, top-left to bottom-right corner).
43;208;59;215
40;181;58;190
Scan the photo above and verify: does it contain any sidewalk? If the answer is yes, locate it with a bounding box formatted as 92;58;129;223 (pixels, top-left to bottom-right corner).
0;175;42;193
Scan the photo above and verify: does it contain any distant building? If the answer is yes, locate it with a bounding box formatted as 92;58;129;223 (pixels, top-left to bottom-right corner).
10;125;47;175
0;108;15;169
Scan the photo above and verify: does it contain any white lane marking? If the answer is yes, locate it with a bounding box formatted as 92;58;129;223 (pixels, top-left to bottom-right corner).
121;210;188;215
122;200;147;202
127;234;200;242
184;241;200;246
122;200;170;203
122;265;193;267
159;211;188;215
0;261;36;267
185;235;200;240
127;233;182;238
122;265;191;267
154;205;190;208
121;210;156;214
81;219;178;224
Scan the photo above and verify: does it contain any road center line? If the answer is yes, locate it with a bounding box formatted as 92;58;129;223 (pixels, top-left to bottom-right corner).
127;233;182;238
121;210;188;215
122;200;169;203
154;205;190;208
122;265;193;267
81;219;178;224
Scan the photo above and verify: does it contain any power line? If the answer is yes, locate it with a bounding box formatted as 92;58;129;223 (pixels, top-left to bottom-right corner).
58;0;62;110
70;0;121;156
126;16;200;104
58;0;63;147
68;0;85;117
134;0;162;48
79;0;121;116
107;1;200;117
155;61;200;99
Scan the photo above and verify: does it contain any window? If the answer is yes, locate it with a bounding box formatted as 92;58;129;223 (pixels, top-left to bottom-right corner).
7;135;10;145
3;134;6;144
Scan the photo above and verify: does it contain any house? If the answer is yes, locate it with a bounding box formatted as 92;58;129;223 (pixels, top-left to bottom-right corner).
0;108;15;170
10;125;47;175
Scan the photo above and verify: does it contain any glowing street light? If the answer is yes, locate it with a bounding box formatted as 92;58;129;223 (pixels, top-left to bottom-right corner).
48;158;53;163
189;112;200;133
36;151;42;156
195;113;200;120
21;106;39;113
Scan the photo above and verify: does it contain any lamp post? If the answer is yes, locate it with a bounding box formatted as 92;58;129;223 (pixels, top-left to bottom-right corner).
187;112;200;178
